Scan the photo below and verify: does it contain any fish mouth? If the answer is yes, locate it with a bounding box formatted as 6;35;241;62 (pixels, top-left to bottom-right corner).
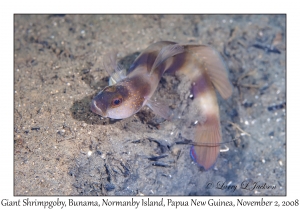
90;99;107;117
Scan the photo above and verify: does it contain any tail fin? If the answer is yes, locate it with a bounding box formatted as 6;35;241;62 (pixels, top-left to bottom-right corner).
190;113;221;170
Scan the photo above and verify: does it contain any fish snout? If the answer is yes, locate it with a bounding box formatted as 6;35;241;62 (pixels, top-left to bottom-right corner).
90;98;107;117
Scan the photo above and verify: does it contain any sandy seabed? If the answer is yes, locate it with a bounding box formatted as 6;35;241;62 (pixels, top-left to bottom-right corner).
14;14;286;195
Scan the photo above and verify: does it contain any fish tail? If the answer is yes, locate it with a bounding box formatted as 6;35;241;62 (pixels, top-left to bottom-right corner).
190;111;221;170
190;72;222;170
184;45;232;170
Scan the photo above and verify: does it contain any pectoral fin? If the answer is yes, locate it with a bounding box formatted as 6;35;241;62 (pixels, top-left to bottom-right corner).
146;99;173;120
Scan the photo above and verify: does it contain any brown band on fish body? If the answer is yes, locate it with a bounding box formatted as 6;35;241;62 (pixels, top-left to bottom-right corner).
145;51;168;78
126;74;152;98
115;85;130;99
147;52;159;73
129;52;158;74
128;53;148;74
191;73;212;98
164;52;187;75
128;51;169;83
129;41;176;74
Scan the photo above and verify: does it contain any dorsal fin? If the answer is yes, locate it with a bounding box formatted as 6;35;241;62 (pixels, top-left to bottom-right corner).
103;51;126;84
109;68;126;85
149;44;185;76
188;45;233;99
128;41;177;74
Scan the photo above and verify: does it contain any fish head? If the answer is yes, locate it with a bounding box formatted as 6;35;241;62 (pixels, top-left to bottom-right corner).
90;84;145;119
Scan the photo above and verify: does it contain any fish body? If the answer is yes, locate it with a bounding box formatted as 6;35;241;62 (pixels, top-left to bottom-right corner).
91;41;232;170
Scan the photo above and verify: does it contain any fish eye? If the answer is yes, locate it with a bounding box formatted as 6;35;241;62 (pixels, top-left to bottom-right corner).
111;97;123;107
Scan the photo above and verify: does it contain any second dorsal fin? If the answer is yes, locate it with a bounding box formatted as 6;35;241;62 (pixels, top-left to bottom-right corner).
188;45;233;99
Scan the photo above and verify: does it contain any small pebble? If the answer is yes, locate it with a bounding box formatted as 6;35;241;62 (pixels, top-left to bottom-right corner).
171;146;181;156
105;183;115;191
